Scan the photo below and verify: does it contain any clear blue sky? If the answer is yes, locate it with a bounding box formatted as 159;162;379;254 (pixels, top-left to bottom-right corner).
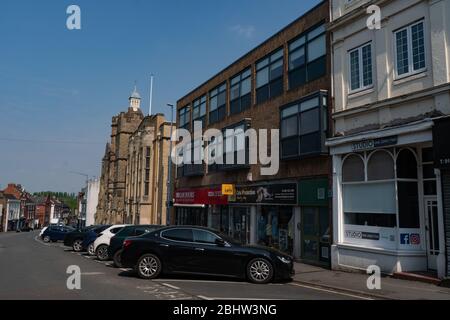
0;0;321;193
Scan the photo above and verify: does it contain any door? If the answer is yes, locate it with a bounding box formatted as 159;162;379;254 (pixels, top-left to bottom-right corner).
230;207;250;244
160;228;196;273
424;197;439;270
301;207;320;261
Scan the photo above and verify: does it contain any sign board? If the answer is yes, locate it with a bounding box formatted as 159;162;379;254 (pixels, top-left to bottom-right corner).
229;183;297;205
433;117;450;169
221;184;235;196
352;136;398;152
174;187;228;206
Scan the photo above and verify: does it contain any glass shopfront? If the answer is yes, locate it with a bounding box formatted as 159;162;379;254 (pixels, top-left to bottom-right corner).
257;206;295;254
208;205;251;244
175;207;208;227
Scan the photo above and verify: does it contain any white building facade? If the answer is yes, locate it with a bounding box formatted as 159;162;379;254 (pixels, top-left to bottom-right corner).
86;179;100;227
328;0;450;278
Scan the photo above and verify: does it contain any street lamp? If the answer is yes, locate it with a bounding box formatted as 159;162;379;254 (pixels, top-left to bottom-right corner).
166;103;175;226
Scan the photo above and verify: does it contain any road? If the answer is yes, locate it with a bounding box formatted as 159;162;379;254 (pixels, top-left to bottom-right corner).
0;231;372;300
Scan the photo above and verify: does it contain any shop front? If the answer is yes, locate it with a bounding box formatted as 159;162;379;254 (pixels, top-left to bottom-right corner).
433;117;450;278
174;187;228;227
228;182;298;256
298;178;330;265
327;120;447;277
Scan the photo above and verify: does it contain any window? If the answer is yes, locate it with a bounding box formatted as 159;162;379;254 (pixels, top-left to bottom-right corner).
144;147;150;196
256;48;284;104
182;139;204;177
349;43;373;92
280;93;327;159
162;228;193;242
397;149;420;228
193;229;220;244
421;147;437;196
221;121;250;170
111;227;123;234
192;95;207;127
289;23;326;89
230;68;252;115
178;106;191;130
209;83;227;124
394;21;426;78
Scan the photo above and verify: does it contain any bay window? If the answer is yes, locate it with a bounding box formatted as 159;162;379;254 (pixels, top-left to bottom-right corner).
280;92;328;159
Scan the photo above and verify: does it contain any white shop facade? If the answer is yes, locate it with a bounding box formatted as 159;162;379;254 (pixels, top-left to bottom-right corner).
327;119;447;278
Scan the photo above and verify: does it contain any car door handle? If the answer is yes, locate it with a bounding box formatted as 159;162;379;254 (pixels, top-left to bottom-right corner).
160;244;169;248
194;248;205;252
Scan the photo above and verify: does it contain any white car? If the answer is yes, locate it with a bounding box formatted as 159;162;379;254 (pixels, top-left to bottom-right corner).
93;225;129;261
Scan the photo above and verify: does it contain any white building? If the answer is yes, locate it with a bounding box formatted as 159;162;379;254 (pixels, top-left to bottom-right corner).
86;179;100;227
327;0;450;278
4;195;21;232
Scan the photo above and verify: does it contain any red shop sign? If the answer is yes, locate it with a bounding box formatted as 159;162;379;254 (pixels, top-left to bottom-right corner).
175;187;228;205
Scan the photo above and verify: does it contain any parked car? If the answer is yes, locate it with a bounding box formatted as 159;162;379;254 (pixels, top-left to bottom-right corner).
108;225;162;268
39;226;49;237
93;225;129;261
120;226;295;284
63;225;101;252
41;226;75;243
82;225;111;255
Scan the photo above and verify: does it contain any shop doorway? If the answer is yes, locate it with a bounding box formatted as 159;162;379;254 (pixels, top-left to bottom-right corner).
301;207;330;263
229;207;250;244
424;197;439;270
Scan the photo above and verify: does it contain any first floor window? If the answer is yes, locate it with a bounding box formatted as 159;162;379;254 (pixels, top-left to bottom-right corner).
394;20;426;77
349;43;373;92
256;48;284;104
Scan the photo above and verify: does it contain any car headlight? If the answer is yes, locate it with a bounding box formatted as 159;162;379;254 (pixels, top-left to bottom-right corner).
277;256;291;264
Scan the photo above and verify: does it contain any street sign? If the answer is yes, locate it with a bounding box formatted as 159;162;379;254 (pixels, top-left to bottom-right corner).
222;184;235;196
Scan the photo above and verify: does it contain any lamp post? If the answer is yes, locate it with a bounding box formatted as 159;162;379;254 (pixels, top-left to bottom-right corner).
166;103;175;226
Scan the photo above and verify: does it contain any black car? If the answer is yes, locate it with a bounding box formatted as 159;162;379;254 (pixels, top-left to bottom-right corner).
64;225;104;252
121;226;295;284
108;225;162;267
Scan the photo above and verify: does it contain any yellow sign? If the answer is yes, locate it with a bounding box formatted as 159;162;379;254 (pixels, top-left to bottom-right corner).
222;184;235;196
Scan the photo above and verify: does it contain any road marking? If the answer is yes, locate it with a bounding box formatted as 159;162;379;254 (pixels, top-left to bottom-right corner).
289;283;374;300
161;283;180;290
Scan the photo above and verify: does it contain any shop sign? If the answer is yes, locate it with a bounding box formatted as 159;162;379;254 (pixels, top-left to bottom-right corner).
400;233;421;245
345;230;380;241
221;184;235;196
433;117;450;169
351;136;398;152
229;183;297;205
174;188;228;206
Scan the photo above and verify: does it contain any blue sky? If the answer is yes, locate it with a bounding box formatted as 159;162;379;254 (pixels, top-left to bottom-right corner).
0;0;321;193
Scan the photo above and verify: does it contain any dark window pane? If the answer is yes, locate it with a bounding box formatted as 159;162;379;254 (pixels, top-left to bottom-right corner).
423;164;436;179
398;181;420;228
368;151;395;181
289;67;307;89
422;147;434;163
270;77;283;98
256;85;270;104
424;181;437;196
344;212;397;228
300;132;321;154
282;116;298;138
307;56;326;81
218;106;226;121
282;138;299;158
241;94;251;111
193;230;220;244
162;229;193;242
300;108;319;135
396;149;418;179
343;155;365;182
230;99;240;115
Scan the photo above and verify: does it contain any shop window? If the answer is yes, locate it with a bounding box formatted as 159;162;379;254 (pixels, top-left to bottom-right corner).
257;206;294;254
368;151;394;181
342;154;364;182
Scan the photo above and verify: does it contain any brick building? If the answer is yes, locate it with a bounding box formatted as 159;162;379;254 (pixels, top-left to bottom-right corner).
125;114;174;225
96;87;144;224
173;0;331;264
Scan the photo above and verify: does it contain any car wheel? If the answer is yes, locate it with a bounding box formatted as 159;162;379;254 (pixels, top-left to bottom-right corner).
72;239;83;252
96;245;109;261
113;249;123;268
43;236;51;243
247;258;273;284
88;243;95;256
136;254;162;280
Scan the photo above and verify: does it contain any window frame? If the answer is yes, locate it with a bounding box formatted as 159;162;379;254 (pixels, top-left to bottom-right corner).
219;120;251;171
280;91;328;160
178;105;191;131
348;42;374;94
230;67;252;115
209;83;227;125
393;20;426;80
192;95;207;127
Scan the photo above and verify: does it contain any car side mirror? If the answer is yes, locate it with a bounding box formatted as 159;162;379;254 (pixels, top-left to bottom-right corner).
215;238;226;247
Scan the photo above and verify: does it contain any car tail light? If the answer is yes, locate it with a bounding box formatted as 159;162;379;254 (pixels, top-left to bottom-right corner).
123;240;133;249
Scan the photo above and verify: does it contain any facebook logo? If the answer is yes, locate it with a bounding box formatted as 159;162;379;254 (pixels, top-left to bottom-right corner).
400;234;410;245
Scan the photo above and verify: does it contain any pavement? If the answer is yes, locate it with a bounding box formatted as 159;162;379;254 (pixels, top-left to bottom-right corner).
1;230;450;300
292;262;450;300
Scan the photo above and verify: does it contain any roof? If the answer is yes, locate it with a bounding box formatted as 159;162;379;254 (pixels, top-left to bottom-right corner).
4;194;19;200
130;86;141;100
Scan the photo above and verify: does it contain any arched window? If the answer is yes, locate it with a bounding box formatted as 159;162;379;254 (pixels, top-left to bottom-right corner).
396;148;417;179
342;154;364;182
368;151;394;181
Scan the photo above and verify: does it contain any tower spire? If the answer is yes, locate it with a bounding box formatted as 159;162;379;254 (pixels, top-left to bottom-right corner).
129;83;141;111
